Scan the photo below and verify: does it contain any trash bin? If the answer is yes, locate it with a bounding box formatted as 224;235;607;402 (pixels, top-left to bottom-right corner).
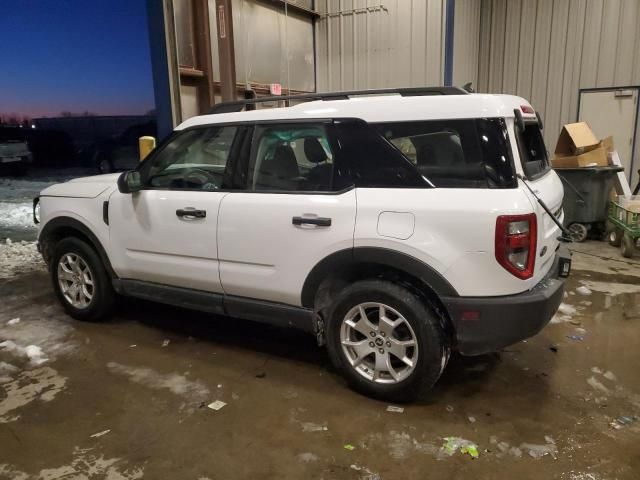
554;166;623;242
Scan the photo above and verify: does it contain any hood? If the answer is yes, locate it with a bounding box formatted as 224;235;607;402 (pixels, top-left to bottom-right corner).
40;173;120;198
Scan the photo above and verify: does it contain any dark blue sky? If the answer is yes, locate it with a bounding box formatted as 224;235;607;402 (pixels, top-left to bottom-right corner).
0;0;155;118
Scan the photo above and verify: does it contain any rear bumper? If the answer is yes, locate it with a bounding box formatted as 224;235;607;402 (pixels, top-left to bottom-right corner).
443;246;570;356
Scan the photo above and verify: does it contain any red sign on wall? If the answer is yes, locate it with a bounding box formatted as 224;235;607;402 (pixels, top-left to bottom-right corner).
270;83;282;96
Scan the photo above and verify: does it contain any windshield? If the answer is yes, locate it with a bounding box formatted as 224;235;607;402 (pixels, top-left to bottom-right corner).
515;122;550;179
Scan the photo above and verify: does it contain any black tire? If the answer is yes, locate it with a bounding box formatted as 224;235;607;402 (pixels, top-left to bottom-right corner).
51;237;115;321
621;234;635;258
325;279;448;402
608;228;623;247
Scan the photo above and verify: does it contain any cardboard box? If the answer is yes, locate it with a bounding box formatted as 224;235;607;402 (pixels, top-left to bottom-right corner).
551;122;611;168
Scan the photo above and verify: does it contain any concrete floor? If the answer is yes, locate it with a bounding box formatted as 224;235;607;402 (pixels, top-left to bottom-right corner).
1;242;639;479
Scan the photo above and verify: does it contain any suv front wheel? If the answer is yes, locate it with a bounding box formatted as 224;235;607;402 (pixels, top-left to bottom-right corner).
51;237;115;321
326;279;449;401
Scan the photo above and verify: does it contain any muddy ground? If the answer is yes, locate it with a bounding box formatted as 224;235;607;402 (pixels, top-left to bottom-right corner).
0;241;639;479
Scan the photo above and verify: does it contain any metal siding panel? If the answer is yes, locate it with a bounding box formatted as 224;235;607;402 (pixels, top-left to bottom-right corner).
634;4;640;83
410;0;427;86
342;0;355;89
597;0;620;87
488;0;506;92
562;0;587;126
502;0;522;94
530;0;553;112
543;0;570;152
452;0;480;87
426;0;444;85
477;0;492;91
579;0;603;88
614;0;637;85
515;0;537;100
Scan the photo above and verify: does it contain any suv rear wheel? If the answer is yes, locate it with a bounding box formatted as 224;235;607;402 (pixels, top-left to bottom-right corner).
51;237;115;321
326;279;449;401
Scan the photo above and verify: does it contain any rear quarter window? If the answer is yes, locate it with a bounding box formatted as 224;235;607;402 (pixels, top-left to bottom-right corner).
374;119;517;188
515;123;550;179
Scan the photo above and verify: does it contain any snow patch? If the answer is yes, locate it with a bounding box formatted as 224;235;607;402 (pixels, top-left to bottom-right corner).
0;240;44;278
580;280;640;296
558;303;577;316
106;362;210;400
576;286;592;296
0;367;67;422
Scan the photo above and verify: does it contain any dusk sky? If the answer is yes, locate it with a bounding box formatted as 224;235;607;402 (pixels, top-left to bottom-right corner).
0;0;155;118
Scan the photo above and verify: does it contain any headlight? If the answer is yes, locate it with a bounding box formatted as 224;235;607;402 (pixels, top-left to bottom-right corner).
33;197;40;224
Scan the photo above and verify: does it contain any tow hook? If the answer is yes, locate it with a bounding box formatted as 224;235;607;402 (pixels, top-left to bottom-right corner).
314;312;326;347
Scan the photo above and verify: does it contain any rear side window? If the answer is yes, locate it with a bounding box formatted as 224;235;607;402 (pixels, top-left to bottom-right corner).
374;119;516;188
515;123;549;179
331;120;431;188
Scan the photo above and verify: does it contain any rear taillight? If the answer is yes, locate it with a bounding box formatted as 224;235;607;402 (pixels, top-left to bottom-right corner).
495;214;537;279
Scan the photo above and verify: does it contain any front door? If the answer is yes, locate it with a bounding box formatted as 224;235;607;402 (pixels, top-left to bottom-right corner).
218;122;357;307
109;125;241;293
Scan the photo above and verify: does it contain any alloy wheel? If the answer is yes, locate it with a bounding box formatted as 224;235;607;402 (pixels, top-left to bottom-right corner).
57;253;94;309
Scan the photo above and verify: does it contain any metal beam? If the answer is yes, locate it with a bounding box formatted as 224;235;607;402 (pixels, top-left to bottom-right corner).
215;0;237;101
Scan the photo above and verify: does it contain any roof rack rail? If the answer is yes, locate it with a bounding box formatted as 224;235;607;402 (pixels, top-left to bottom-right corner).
208;86;469;114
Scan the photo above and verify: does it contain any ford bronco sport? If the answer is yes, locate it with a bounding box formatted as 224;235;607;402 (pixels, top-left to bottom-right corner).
35;87;570;401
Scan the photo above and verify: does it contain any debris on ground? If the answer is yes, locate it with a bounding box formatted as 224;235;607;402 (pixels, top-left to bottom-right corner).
566;335;584;342
441;437;479;459
603;371;617;382
7;318;20;326
576;286;592;296
162;339;170;347
386;405;404;413
520;439;558;459
301;422;328;432
129;344;137;348
90;429;111;438
610;415;637;429
344;444;356;451
468;416;477;423
549;345;558;353
207;400;226;411
255;372;266;379
445;405;454;412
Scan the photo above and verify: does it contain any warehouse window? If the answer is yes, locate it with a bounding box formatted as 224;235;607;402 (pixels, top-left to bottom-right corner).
374;119;516;188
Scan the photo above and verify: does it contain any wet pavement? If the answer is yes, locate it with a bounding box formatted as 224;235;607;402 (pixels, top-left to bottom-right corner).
1;241;639;479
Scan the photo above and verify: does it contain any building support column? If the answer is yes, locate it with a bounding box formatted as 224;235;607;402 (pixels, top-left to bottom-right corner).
215;0;237;101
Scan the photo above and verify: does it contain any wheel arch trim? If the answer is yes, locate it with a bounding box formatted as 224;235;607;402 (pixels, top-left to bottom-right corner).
39;216;117;278
301;247;459;309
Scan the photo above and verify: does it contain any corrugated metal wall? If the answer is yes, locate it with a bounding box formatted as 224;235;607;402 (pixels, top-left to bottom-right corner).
452;0;480;87
315;0;446;91
476;0;640;156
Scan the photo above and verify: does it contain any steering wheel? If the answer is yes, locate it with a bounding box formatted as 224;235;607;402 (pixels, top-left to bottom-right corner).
183;167;219;189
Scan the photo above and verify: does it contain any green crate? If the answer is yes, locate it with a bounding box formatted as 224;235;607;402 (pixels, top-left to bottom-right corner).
609;198;640;236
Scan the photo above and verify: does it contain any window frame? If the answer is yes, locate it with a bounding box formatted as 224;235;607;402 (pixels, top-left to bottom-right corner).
135;124;246;193
234;119;355;195
371;117;518;189
514;119;550;181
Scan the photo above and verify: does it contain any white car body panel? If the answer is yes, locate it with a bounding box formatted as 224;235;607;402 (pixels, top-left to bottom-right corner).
217;190;356;306
40;173;120;198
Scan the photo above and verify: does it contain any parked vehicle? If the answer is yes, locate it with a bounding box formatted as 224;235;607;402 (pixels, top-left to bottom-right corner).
34;88;570;401
92;121;157;173
0;126;32;175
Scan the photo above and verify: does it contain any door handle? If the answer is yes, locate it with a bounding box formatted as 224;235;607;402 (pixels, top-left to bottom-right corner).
292;216;331;227
176;208;206;219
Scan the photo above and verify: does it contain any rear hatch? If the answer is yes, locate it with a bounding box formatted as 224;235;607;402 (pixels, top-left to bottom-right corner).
513;115;564;283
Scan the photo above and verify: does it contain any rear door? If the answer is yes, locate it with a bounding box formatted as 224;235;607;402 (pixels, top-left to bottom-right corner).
511;119;564;281
217;121;356;307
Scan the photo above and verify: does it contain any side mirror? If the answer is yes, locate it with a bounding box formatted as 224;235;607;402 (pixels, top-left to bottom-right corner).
138;136;156;161
117;171;142;194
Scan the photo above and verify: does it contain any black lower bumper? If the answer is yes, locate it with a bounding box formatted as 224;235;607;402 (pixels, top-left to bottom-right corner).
443;246;571;356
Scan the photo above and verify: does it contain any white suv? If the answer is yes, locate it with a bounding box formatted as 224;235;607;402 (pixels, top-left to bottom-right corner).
35;87;570;401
